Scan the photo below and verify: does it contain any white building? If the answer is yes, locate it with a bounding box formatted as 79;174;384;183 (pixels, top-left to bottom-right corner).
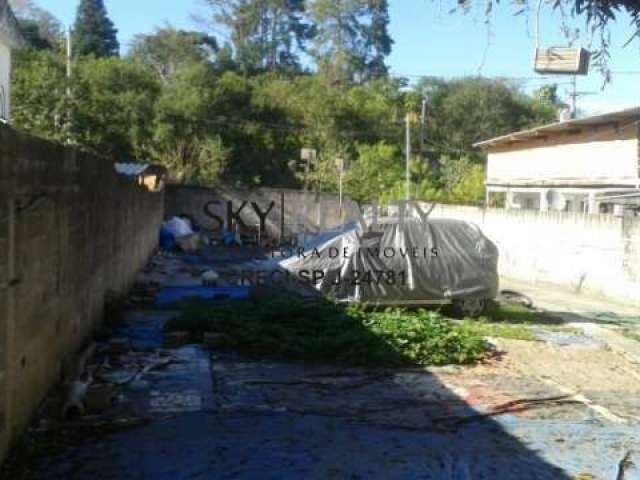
475;107;640;215
0;0;24;121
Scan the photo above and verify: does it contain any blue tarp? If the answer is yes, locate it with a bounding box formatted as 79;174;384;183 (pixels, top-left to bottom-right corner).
155;286;250;306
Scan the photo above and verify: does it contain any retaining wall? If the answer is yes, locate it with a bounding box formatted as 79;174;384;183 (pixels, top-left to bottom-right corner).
0;124;164;459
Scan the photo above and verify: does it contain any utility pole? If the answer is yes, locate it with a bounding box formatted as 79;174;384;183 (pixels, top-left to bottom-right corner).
66;27;72;97
569;76;577;119
405;113;411;202
337;158;344;217
565;76;596;120
65;27;73;144
420;99;427;159
335;157;349;221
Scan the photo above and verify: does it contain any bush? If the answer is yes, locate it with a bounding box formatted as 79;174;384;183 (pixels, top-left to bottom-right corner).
165;296;489;366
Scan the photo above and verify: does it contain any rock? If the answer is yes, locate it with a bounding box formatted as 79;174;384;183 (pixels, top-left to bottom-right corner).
164;331;190;348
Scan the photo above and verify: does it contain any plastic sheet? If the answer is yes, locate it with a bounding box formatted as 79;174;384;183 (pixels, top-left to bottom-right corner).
278;217;499;304
155;286;250;306
163;217;194;238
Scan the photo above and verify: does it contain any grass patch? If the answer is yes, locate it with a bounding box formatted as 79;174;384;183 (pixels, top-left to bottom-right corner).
166;296;490;367
621;329;640;343
481;302;561;325
456;302;574;342
458;318;537;341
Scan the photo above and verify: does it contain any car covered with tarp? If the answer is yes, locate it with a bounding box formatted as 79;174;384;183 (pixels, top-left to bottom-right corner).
277;215;499;316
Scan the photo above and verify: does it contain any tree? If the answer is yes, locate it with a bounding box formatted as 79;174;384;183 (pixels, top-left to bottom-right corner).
13;51;160;158
151;63;230;184
346;142;404;203
206;0;311;72
129;26;218;82
308;0;393;83
17;19;55;50
414;76;556;162
9;0;64;50
70;57;160;157
11;50;69;142
73;0;119;57
362;0;393;78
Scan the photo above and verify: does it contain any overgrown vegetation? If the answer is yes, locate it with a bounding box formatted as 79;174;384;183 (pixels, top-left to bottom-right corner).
621;328;640;343
458;303;572;341
9;0;560;205
166;296;490;366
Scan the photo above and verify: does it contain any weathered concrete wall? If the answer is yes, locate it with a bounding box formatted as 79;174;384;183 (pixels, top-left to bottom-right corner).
426;204;640;306
0;124;164;459
624;217;640;283
165;184;361;239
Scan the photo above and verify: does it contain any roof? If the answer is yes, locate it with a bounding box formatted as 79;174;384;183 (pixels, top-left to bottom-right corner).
474;106;640;149
114;163;150;177
0;0;25;49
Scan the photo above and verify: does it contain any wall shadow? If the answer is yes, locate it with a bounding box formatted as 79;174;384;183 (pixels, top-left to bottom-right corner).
163;293;575;479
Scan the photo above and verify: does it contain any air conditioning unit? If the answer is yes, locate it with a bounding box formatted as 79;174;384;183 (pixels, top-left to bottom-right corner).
534;47;590;75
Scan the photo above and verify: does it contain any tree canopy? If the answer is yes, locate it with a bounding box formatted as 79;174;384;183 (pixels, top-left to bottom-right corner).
10;0;561;205
206;0;312;72
129;27;218;82
73;0;119;57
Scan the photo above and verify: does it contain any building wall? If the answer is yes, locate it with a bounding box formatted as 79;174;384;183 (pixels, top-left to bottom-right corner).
0;124;164;459
0;42;10;120
425;203;640;305
487;124;640;186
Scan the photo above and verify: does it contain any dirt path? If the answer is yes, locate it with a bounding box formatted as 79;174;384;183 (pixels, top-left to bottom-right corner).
502;277;640;366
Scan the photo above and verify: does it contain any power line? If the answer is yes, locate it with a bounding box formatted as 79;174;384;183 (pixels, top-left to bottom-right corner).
390;70;640;82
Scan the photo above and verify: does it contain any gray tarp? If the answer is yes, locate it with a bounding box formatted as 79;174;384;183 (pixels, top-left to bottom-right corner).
278;217;499;304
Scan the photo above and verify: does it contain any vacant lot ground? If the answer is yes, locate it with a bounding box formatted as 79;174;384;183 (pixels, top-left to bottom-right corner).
4;251;640;480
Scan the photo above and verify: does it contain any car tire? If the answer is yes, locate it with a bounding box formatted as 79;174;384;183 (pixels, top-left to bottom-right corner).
452;298;487;318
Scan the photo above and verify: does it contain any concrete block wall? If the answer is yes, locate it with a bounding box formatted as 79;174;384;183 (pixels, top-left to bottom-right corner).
0;124;164;459
426;203;640;305
624;217;640;282
165;185;361;239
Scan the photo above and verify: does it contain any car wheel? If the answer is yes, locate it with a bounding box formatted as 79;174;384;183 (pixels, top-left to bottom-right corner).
452;298;487;318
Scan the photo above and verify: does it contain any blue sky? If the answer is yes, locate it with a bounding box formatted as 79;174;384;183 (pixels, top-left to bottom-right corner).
36;0;640;114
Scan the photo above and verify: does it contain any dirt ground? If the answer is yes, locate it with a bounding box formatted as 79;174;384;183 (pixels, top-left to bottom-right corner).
4;250;640;480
